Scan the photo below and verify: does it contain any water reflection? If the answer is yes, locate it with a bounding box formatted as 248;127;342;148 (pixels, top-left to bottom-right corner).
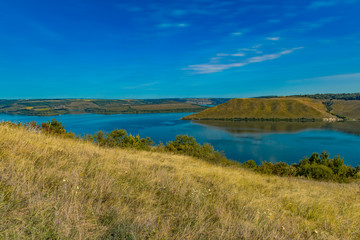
192;120;360;136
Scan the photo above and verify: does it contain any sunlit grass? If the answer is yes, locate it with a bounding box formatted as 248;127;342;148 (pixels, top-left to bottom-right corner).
183;97;335;120
0;124;359;239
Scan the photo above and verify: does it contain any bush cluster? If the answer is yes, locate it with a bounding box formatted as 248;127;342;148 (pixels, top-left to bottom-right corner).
243;151;360;182
164;135;230;165
85;129;154;151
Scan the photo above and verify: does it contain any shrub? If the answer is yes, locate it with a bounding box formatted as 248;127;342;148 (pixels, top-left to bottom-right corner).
165;135;231;165
243;160;256;169
256;162;296;176
91;129;154;150
40;119;75;138
297;164;333;180
249;151;359;182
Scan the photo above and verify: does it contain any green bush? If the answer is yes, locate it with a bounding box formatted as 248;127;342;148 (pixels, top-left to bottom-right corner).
256;162;296;176
294;152;359;181
91;129;154;150
297;163;333;180
40;119;75;138
243;160;257;169
249;151;359;182
165;135;231;165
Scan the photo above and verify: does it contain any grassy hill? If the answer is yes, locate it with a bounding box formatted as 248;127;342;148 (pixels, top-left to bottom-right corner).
331;100;360;121
183;97;335;121
1;125;360;239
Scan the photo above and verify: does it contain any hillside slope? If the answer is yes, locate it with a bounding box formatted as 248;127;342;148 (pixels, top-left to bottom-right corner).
183;97;335;121
1;125;359;239
331;100;360;120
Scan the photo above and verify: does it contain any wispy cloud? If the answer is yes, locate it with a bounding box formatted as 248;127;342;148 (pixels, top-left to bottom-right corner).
308;0;359;9
157;23;188;28
122;81;161;90
186;47;304;74
231;32;243;36
308;0;338;9
266;37;280;41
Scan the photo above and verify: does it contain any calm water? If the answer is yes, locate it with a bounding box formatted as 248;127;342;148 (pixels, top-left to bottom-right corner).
1;113;360;166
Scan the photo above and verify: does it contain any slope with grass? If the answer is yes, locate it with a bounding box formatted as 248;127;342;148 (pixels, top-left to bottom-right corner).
330;100;360;121
183;97;336;121
1;125;360;239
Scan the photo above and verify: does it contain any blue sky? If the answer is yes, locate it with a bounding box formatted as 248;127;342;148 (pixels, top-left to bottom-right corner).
0;0;359;99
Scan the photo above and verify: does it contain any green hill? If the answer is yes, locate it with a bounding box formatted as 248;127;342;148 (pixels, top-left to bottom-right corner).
182;97;336;121
1;124;359;239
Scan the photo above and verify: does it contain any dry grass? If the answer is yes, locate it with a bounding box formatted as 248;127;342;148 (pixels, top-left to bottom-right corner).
183;98;334;120
1;125;359;239
331;100;360;120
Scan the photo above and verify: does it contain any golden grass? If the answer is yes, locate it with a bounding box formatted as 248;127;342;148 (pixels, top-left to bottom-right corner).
34;108;51;111
1;125;359;239
183;98;334;120
331;100;360;120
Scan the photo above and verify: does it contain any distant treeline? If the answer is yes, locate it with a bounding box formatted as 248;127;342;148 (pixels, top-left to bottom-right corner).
2;119;359;182
255;93;360;100
293;93;360;100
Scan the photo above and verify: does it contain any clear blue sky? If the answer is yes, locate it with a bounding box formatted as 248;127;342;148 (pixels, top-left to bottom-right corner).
1;0;360;99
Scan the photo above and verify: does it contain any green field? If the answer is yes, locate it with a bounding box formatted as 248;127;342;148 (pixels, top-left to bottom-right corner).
0;98;230;116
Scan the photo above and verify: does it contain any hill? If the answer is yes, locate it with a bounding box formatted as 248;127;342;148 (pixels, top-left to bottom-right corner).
330;100;360;121
0;98;226;116
1;125;360;239
182;97;336;121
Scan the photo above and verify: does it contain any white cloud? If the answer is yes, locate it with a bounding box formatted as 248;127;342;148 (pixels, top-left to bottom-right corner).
232;53;245;57
122;82;161;90
308;0;338;9
308;0;359;9
247;47;303;63
231;32;243;36
217;53;230;57
158;23;188;28
266;37;280;41
186;63;247;74
185;47;304;74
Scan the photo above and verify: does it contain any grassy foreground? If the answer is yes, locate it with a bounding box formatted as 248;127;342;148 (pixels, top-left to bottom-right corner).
1;125;360;239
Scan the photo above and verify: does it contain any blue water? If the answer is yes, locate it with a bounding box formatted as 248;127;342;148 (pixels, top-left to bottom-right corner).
1;113;359;166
